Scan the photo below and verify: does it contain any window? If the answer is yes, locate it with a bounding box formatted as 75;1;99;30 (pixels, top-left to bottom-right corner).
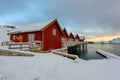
53;28;56;35
13;35;16;40
19;35;23;42
28;34;35;42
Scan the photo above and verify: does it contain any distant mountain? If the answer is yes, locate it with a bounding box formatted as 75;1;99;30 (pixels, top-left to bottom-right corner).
110;37;120;44
0;25;16;29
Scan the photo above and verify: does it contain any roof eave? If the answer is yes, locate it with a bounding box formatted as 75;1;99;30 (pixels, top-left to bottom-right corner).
8;30;41;35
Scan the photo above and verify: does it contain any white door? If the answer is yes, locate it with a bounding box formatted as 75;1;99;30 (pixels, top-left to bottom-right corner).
28;34;35;42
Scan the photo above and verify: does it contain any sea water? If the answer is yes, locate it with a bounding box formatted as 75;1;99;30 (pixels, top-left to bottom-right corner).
76;44;120;60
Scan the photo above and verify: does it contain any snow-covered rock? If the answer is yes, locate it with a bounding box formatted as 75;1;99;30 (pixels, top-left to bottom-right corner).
0;26;13;45
111;37;120;44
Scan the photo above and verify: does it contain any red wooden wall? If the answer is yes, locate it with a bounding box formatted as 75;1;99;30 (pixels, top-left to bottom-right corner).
68;33;75;41
43;22;62;50
75;34;80;41
62;28;68;41
10;31;42;42
63;28;68;38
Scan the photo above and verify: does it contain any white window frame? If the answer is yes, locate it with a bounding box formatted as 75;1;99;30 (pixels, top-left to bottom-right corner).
53;28;56;35
28;34;35;42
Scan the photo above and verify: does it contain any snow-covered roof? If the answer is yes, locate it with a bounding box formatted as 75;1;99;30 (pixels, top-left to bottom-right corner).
68;33;73;36
10;19;55;34
73;34;78;37
62;28;68;37
111;37;120;43
80;36;85;40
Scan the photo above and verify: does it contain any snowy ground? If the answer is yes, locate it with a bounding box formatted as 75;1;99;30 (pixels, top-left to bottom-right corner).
0;52;74;80
0;49;120;80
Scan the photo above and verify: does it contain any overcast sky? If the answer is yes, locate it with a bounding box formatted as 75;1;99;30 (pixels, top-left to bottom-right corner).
0;0;120;41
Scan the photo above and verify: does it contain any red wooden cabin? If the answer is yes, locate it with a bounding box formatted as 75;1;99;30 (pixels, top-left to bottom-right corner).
75;34;80;41
62;28;68;40
74;34;80;44
62;28;69;47
9;19;63;51
68;33;75;42
79;36;85;42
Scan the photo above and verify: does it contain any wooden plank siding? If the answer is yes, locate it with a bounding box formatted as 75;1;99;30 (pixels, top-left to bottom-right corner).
43;22;62;50
10;31;42;42
62;28;69;47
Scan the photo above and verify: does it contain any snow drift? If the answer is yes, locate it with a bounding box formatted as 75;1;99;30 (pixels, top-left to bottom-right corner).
0;26;12;45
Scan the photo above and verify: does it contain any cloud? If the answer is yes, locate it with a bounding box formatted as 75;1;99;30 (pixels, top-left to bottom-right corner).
0;0;120;38
86;32;120;42
83;30;96;33
40;0;120;32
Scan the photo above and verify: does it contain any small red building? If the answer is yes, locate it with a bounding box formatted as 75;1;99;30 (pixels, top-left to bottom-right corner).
62;28;69;47
79;36;85;42
74;34;80;44
62;28;68;41
68;33;75;42
9;19;63;51
74;34;80;41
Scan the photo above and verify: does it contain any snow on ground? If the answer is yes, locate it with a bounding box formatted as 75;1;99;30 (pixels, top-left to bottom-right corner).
0;47;120;80
0;51;74;80
49;59;120;80
97;50;120;59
